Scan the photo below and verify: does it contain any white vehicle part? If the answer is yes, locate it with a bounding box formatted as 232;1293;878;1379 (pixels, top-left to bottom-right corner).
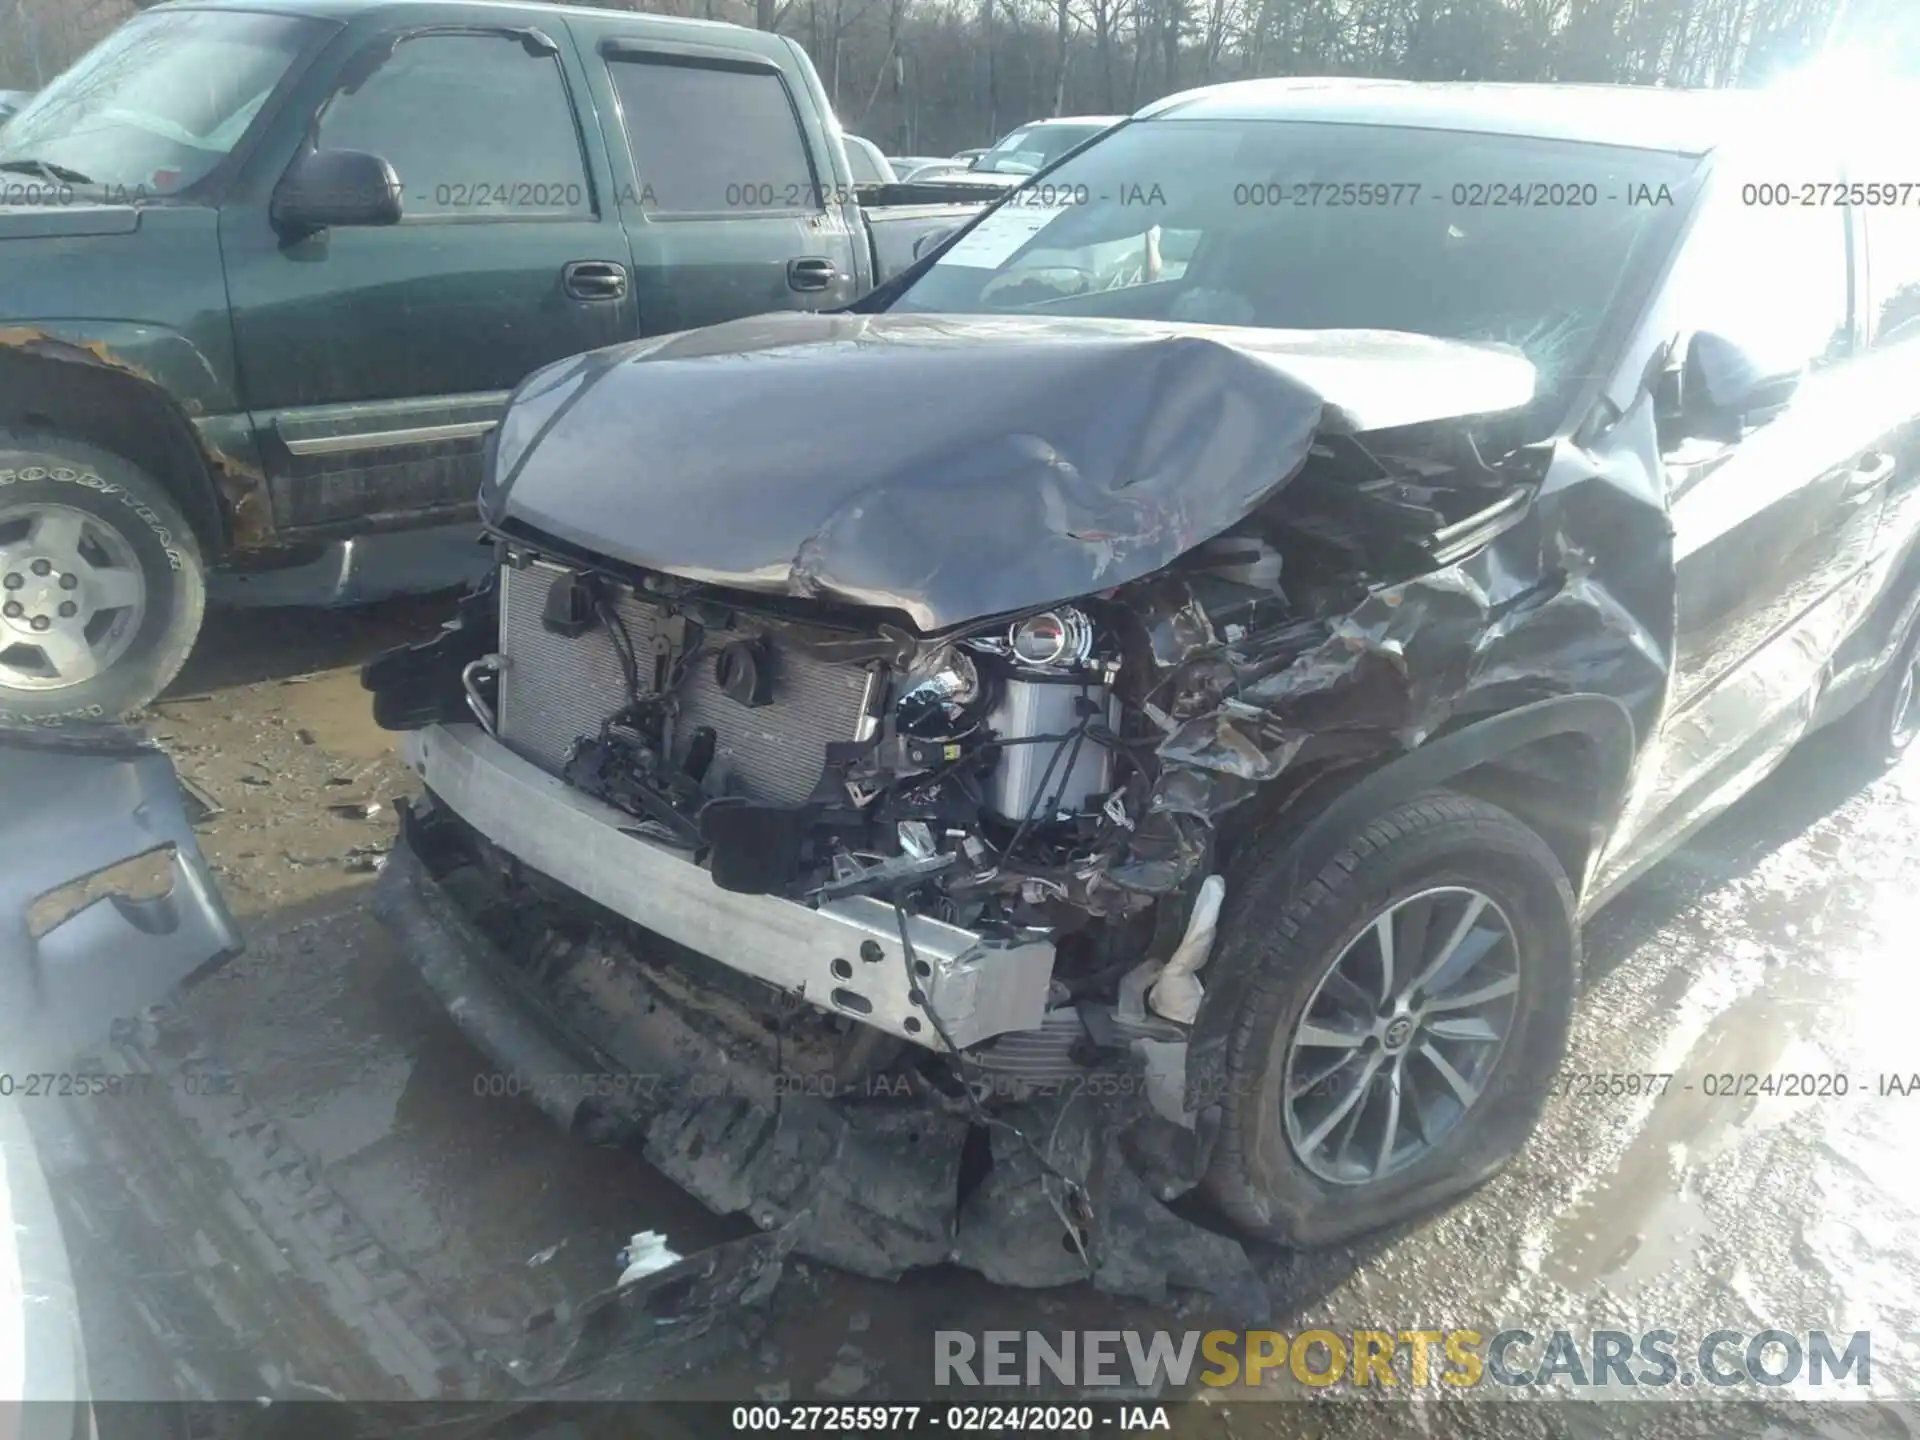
1146;873;1226;1024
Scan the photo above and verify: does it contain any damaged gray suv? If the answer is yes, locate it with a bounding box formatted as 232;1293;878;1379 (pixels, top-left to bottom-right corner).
365;80;1920;1305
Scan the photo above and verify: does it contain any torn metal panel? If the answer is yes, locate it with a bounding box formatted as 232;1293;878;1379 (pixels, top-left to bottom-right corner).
486;311;1532;631
0;724;242;1071
1116;413;1675;899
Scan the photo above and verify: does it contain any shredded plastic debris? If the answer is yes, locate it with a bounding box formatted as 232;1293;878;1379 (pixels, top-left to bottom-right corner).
615;1231;681;1286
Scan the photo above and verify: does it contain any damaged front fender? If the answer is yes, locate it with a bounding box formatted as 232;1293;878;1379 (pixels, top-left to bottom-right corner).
1103;397;1674;913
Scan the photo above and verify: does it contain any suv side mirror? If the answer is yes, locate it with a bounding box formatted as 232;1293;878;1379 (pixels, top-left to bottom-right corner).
271;148;402;237
1680;329;1804;435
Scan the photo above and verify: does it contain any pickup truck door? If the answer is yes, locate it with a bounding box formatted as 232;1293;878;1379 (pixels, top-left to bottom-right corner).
1596;163;1885;888
563;17;863;334
219;16;637;537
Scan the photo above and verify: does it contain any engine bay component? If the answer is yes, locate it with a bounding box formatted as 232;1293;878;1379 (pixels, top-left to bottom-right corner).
404;725;1057;1049
461;654;504;737
895;642;983;739
497;559;873;806
984;676;1119;823
1009;607;1096;668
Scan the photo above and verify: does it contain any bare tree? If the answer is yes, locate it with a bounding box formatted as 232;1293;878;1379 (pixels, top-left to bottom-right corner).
3;0;1873;153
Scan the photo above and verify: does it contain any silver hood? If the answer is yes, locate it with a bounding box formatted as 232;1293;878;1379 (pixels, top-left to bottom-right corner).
483;311;1535;630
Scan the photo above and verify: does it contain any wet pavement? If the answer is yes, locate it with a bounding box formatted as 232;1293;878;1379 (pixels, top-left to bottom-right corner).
49;595;1920;1429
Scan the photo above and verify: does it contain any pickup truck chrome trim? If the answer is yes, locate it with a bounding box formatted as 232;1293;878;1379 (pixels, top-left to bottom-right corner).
283;418;502;456
403;722;1056;1050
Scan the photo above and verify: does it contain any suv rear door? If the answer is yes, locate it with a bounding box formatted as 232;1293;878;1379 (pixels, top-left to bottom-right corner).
564;14;863;335
220;11;637;536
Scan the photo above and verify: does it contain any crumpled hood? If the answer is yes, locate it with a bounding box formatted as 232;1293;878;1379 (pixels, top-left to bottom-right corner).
484;311;1535;631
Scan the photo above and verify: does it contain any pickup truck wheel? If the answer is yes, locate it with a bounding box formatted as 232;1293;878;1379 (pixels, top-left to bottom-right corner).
1204;791;1577;1247
0;439;205;722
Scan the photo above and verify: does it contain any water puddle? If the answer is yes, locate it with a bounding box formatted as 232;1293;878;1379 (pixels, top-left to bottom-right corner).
1542;994;1832;1292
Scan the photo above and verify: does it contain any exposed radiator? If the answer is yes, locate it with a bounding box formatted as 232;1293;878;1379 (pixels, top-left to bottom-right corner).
496;561;874;805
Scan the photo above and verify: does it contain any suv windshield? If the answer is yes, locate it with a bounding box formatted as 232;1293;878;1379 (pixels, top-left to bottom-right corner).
0;9;323;197
974;122;1111;175
901;119;1701;413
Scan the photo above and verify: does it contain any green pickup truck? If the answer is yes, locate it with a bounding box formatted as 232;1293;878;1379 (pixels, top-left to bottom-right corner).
0;0;991;722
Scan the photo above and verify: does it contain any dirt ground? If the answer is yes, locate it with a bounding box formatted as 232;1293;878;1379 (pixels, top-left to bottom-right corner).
44;592;1920;1434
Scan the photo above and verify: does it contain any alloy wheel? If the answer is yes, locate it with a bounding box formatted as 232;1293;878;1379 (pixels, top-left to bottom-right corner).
1283;885;1522;1185
0;502;148;692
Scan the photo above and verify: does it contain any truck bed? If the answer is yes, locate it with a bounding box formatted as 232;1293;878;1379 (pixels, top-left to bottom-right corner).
859;179;1009;281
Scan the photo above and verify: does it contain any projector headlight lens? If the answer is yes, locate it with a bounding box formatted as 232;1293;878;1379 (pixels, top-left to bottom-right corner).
1008;607;1094;668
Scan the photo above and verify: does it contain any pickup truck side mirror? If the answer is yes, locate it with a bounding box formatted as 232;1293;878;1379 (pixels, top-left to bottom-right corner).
1677;329;1805;438
271;148;403;237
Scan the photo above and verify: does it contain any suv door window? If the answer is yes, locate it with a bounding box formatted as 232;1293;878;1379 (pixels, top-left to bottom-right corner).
1667;177;1853;394
317;33;592;219
608;57;817;215
1866;196;1920;348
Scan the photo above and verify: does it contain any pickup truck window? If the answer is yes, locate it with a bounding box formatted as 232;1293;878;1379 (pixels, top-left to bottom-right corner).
609;57;817;216
0;9;321;196
317;33;592;220
896;118;1697;418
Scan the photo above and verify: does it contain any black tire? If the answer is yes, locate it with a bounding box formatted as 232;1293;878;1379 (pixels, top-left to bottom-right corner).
1204;790;1578;1247
0;437;206;723
1835;612;1920;768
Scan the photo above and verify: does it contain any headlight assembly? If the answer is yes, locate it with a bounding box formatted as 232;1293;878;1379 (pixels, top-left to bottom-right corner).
895;643;984;739
1007;607;1095;669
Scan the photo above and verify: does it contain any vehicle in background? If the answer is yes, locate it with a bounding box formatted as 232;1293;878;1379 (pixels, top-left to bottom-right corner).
886;155;959;181
968;115;1123;175
0;0;992;725
366;79;1920;1295
844;134;897;185
910;166;1023;191
0;91;32;129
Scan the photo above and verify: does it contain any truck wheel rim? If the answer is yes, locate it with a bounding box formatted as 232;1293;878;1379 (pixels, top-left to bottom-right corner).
1282;885;1521;1186
0;502;148;692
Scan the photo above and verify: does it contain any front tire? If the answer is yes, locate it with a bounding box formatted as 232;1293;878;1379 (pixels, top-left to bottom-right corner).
1204;791;1578;1247
1837;614;1920;768
0;438;206;723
